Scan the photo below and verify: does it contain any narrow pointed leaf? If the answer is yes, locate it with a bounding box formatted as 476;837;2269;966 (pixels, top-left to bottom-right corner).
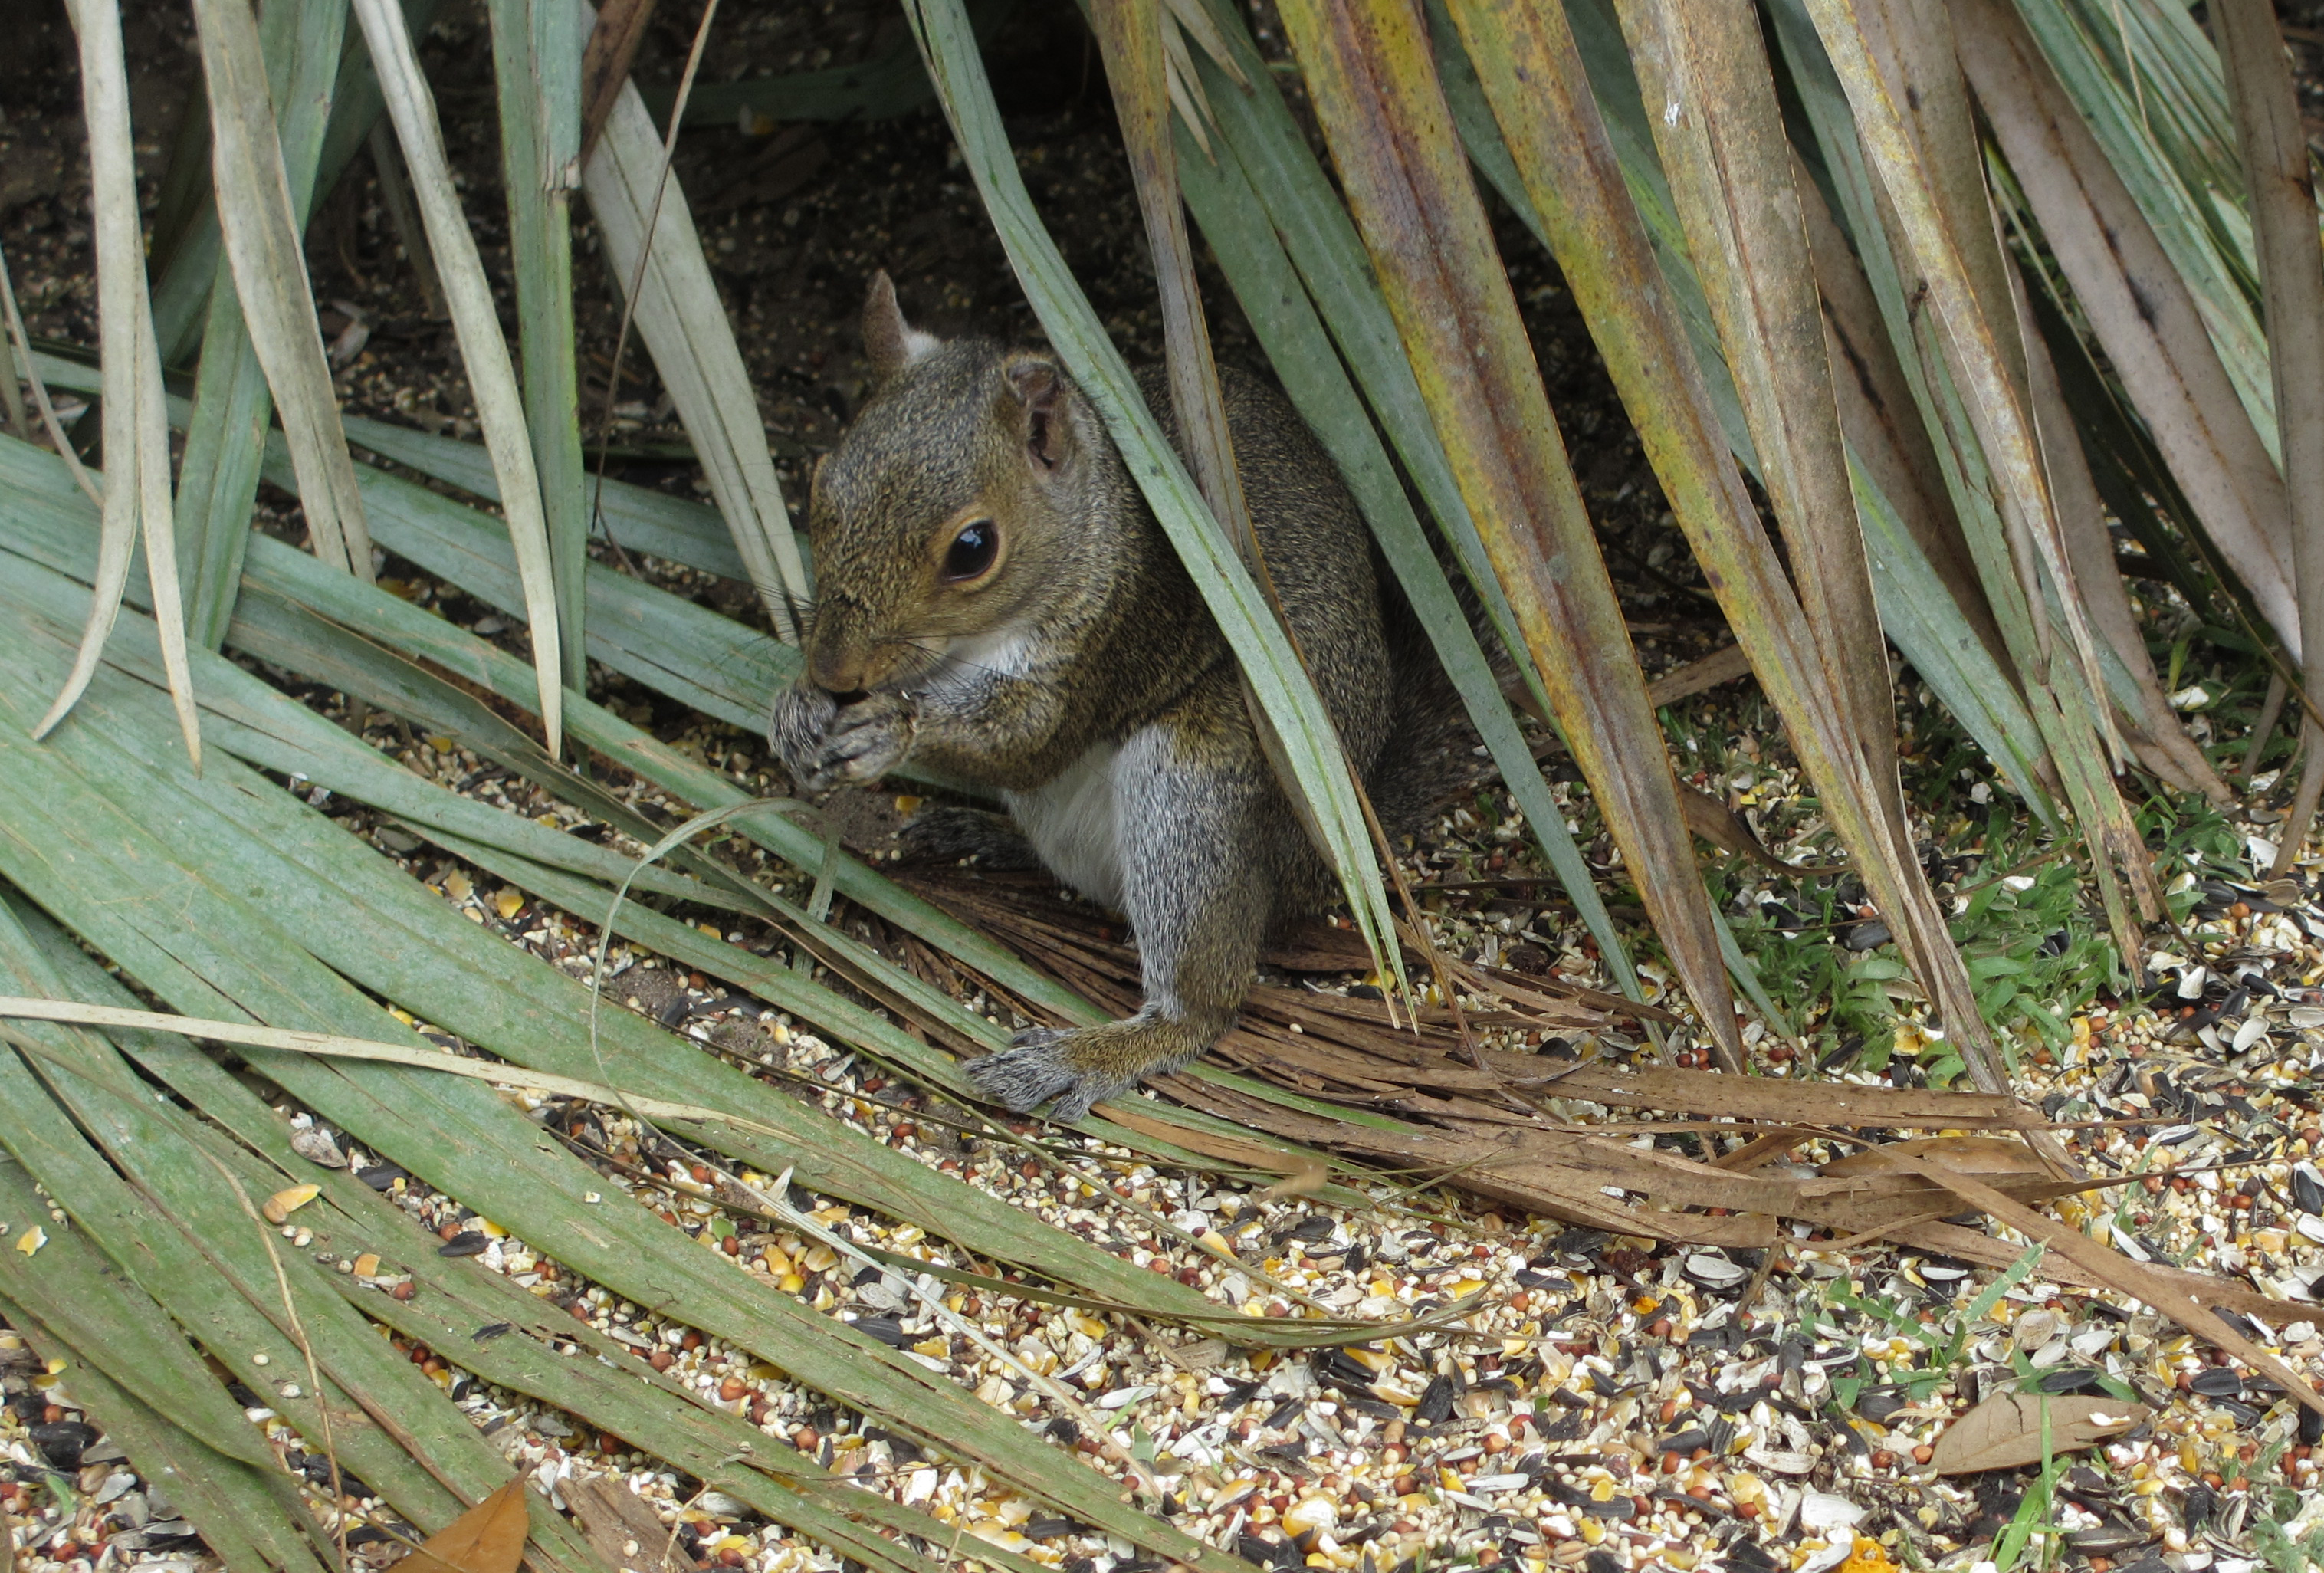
489;0;589;689
1271;0;1741;1064
350;0;564;751
176;0;351;652
39;0;199;766
192;0;373;587
1958;0;2295;658
579;48;808;636
2214;0;2324;870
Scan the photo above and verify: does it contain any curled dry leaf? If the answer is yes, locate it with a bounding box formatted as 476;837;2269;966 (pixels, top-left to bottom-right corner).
399;1479;531;1573
260;1184;320;1224
1928;1390;2139;1475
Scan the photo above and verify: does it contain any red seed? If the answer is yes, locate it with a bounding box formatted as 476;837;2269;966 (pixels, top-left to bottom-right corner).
792;1425;819;1450
719;1378;747;1402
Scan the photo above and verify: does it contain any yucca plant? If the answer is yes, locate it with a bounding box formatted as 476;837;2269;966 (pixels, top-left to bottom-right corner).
2;0;2322;1567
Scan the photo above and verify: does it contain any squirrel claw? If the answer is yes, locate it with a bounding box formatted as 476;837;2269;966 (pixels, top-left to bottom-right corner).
964;1030;1127;1124
965;1016;1210;1123
953;1031;1115;1115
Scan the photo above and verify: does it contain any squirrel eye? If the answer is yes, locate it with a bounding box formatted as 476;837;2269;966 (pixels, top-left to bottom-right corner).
943;519;999;582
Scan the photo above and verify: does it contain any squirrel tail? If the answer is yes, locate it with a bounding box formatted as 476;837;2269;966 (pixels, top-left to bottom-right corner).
1360;565;1503;840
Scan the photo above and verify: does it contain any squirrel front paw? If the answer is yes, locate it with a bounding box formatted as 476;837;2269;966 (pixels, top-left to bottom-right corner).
965;1014;1210;1122
768;685;917;791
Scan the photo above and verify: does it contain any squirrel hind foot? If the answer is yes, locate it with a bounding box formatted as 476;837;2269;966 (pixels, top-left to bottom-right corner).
965;1016;1210;1122
896;805;1042;870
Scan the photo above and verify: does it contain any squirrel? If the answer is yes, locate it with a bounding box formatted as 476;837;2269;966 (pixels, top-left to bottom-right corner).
770;274;1454;1121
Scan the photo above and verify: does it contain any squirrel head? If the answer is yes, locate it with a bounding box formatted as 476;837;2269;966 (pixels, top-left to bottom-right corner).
797;273;1123;698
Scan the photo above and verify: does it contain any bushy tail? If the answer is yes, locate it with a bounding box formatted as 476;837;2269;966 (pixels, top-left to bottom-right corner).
1361;575;1504;839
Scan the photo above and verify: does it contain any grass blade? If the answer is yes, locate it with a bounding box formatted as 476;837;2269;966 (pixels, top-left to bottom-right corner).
351;0;564;752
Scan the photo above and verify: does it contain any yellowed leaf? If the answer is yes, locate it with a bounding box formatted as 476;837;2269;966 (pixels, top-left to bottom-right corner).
493;888;524;921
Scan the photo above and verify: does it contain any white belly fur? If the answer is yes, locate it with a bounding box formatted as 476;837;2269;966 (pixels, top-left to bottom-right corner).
1003;731;1150;911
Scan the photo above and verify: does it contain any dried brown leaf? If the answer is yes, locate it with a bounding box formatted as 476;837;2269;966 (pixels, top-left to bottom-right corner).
1895;1157;2324;1417
1820;1135;2047;1184
1928;1390;2139;1475
399;1479;530;1573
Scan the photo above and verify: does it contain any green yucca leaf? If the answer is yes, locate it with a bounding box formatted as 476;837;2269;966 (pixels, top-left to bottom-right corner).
0;583;1249;1569
36;0;199;768
335;407;759;579
7;893;1005;1572
190;0;373;589
176;0;351;653
350;0;565;752
578;28;809;638
488;0;589;691
1169;0;1644;1002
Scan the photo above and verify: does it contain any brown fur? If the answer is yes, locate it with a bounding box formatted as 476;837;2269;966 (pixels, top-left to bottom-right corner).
770;276;1446;1120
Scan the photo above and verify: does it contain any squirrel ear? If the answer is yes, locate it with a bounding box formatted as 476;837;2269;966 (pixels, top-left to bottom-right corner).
863;271;940;385
1005;355;1074;473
